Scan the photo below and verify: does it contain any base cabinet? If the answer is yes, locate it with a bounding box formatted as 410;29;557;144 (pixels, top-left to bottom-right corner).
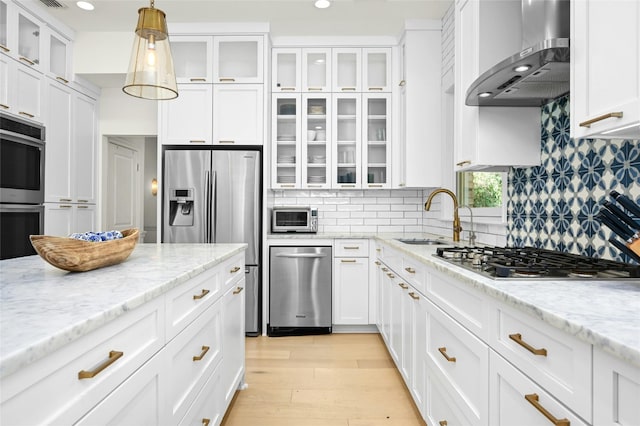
593;348;640;426
221;280;246;408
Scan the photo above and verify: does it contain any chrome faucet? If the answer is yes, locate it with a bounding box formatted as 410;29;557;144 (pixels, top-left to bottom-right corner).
460;205;477;246
424;188;462;243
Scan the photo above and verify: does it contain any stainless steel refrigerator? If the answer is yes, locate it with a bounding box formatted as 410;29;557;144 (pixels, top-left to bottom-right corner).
162;147;262;336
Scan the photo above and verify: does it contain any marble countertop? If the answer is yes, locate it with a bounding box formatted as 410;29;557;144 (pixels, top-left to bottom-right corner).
375;236;640;368
0;243;246;378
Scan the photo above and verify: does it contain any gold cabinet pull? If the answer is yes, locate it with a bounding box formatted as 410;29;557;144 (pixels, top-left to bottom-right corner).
340;184;356;188
77;199;89;203
368;87;383;91
399;80;406;87
381;267;389;272
579;111;623;128
374;261;381;266
456;160;471;167
190;140;207;144
398;283;408;290
230;266;241;273
343;246;360;250
0;44;9;52
78;350;123;379
408;292;419;300
233;286;244;295
19;56;35;66
77;205;88;209
405;267;416;274
0;104;9;109
202;419;211;426
524;394;570;426
60;205;72;209
19;111;35;118
280;184;295;188
218;140;235;144
193;289;210;300
219;78;236;82
341;259;357;263
280;87;296;91
193;345;210;361
341;87;356;91
60;198;72;202
387;273;395;278
307;87;323;91
438;347;456;363
439;421;448;426
509;333;547;356
190;78;207;82
368;184;383;188
56;76;69;84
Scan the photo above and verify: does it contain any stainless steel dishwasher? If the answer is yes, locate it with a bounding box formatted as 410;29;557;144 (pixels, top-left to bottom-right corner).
268;246;332;336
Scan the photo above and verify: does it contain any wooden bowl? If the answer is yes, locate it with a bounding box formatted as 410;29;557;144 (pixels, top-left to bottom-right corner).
29;228;139;272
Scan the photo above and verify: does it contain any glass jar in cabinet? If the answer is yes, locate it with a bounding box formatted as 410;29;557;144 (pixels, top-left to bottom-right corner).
332;94;361;189
170;35;213;83
213;35;264;84
302;48;331;92
302;94;331;189
363;48;391;92
272;94;301;188
272;48;300;92
363;94;390;188
332;48;361;93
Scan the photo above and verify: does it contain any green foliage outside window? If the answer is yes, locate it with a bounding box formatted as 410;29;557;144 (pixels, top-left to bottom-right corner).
457;172;502;208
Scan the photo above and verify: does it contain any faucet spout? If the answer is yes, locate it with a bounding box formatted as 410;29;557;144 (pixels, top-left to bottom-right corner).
424;188;462;242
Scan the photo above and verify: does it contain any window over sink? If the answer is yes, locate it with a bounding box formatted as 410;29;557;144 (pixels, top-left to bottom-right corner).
456;171;506;220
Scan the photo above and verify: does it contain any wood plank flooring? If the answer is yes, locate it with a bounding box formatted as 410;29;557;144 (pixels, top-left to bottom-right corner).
221;333;426;426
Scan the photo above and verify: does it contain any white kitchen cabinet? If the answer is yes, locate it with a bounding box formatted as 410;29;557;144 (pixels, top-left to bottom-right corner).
213;35;263;84
333;239;369;325
44;78;72;202
212;84;263;145
362;93;390;188
170;35;213;83
332;48;361;92
454;0;540;171
409;288;427;418
593;348;640;426
0;53;10;110
395;25;442;188
0;1;13;55
332;93;361;188
178;364;223;426
73;92;97;204
425;363;474;426
13;57;42;121
272;93;301;188
159;84;213;145
302;93;331;188
489;351;589;426
570;0;640;139
14;5;43;73
272;47;332;93
42;26;72;84
303;47;332;92
221;279;246;408
272;48;301;92
362;48;391;93
45;203;98;236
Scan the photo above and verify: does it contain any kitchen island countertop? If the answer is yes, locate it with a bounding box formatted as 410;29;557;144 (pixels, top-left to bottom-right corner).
0;243;246;378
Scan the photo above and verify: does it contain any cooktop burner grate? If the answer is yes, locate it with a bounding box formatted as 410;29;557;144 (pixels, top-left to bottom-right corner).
435;246;640;280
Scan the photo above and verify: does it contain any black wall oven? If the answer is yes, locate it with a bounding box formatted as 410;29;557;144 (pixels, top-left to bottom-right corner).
0;112;46;259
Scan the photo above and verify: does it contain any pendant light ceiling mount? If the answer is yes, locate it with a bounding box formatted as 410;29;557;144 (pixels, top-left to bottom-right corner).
122;0;178;100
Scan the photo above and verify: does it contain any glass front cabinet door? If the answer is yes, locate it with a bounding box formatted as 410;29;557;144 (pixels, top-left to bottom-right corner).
363;94;390;188
302;94;331;189
213;35;263;83
332;94;361;189
170;35;213;83
272;94;301;188
272;48;300;92
302;48;331;92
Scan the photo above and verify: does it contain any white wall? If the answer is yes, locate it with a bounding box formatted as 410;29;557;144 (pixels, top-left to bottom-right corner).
73;32;132;74
99;88;158;136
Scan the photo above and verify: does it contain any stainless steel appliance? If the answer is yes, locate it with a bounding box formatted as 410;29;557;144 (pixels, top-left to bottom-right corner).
435;246;640;280
269;246;332;336
271;206;318;233
162;147;262;335
0;112;45;259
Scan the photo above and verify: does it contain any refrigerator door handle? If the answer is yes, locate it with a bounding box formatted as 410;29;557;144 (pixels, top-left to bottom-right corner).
204;170;211;243
211;171;217;242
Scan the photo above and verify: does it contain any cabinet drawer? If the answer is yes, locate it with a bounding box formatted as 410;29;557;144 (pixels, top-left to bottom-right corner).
221;253;245;290
489;303;592;422
166;266;222;341
428;269;489;340
335;239;369;257
378;244;402;273
425;361;476;426
401;255;428;294
0;299;165;425
593;348;640;426
426;299;489;425
179;363;223;426
489;350;589;426
165;298;223;424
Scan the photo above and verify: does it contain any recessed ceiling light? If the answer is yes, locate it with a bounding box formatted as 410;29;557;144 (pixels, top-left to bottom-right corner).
478;92;492;98
513;65;531;72
314;0;331;9
76;1;94;11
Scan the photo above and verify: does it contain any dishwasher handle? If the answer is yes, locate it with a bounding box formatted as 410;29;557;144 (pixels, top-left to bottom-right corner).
275;253;328;259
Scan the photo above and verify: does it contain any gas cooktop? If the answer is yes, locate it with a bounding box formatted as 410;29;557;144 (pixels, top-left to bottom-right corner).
435;246;640;280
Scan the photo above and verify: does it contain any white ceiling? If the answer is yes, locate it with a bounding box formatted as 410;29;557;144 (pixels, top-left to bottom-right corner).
37;0;453;38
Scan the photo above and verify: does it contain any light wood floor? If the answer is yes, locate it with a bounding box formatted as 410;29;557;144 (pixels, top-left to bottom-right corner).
221;333;426;426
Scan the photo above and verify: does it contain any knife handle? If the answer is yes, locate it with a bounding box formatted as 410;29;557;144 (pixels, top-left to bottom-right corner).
598;209;635;240
608;237;640;263
610;190;640;218
603;201;640;231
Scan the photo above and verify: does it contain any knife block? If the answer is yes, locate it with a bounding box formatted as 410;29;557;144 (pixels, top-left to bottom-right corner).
630;239;640;257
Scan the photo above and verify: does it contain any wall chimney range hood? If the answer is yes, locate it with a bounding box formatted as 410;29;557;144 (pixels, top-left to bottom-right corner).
466;0;570;107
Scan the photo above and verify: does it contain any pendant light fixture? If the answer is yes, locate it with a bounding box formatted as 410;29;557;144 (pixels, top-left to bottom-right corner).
123;0;178;100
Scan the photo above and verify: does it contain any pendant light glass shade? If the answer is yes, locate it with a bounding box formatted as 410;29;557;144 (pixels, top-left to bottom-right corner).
123;2;178;100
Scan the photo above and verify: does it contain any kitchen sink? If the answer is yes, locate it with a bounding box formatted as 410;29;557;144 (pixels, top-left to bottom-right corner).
395;238;448;245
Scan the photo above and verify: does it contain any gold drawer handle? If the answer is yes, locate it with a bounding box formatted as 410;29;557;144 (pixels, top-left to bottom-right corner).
381;267;388;272
368;184;383;188
408;292;419;300
193;288;210;300
56;76;69;84
233;286;244;295
60;205;72;208
405;267;416;274
60;198;72;202
525;394;570;426
77;199;89;203
202;419;211;426
343;246;360;250
280;184;295;188
439;421;447;426
19;56;35;66
341;87;356;91
193;345;210;361
219;140;235;144
399;80;406;87
307;87;323;91
78;350;123;379
509;333;547;356
438;347;456;363
341;259;357;263
387;273;395;278
190;140;207;144
0;44;9;52
219;78;236;82
368;87;383;91
230;266;241;273
190;78;207;82
19;111;35;118
579;112;623;128
374;261;381;266
280;87;296;91
0;104;9;109
456;160;471;167
398;283;408;290
77;205;88;209
340;184;356;188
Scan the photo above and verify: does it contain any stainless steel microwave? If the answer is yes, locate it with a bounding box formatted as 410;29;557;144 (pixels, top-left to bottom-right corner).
271;206;318;233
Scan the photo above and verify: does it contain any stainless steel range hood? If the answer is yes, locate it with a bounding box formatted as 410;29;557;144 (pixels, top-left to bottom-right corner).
466;0;570;107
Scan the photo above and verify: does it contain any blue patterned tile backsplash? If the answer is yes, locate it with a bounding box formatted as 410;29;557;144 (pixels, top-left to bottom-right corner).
507;95;640;263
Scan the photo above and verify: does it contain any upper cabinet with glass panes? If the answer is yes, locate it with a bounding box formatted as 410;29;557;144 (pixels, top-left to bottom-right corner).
272;47;332;93
333;48;391;93
170;35;214;83
213;35;264;83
